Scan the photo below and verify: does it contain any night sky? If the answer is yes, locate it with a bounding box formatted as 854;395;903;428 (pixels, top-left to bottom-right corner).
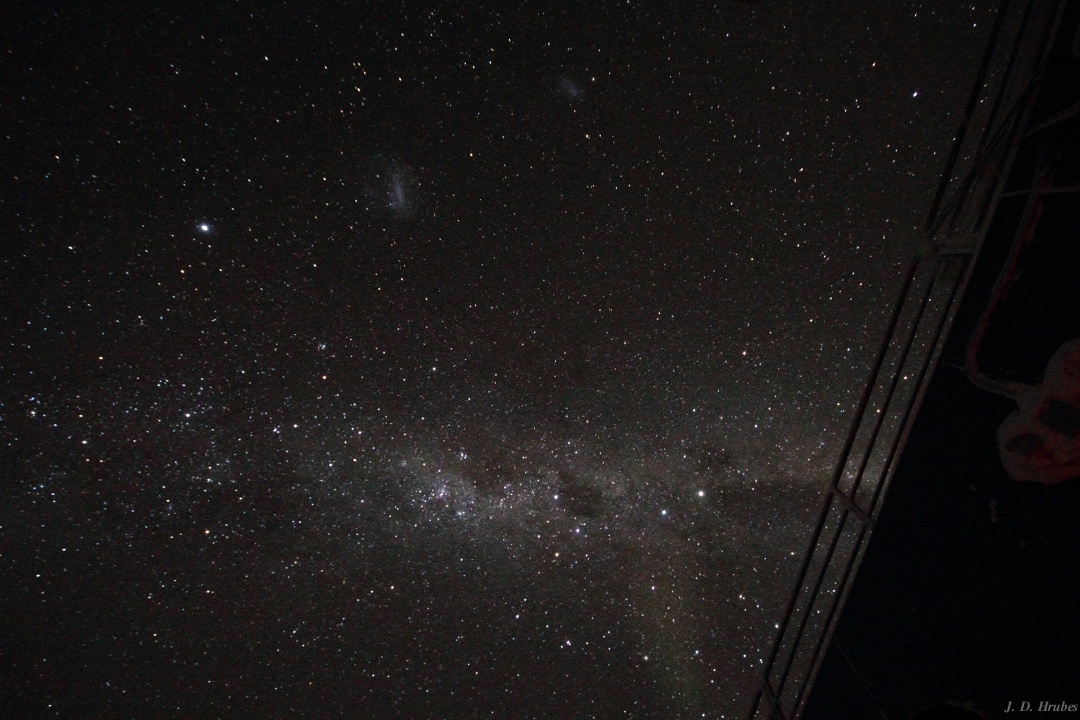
2;3;991;718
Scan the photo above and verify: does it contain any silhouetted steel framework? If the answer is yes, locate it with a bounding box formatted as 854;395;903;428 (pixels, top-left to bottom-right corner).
746;1;1072;717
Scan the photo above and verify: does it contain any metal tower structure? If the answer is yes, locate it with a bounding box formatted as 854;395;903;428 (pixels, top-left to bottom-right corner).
747;1;1076;717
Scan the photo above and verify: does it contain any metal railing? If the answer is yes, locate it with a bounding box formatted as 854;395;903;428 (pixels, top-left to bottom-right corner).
745;1;1068;717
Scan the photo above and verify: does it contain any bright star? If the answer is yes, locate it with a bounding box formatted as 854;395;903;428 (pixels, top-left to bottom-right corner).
197;223;211;233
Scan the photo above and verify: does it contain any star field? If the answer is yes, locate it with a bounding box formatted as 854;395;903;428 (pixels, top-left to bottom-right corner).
1;2;992;718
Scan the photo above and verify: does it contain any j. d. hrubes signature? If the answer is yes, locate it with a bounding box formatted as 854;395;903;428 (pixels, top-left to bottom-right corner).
1005;700;1078;712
